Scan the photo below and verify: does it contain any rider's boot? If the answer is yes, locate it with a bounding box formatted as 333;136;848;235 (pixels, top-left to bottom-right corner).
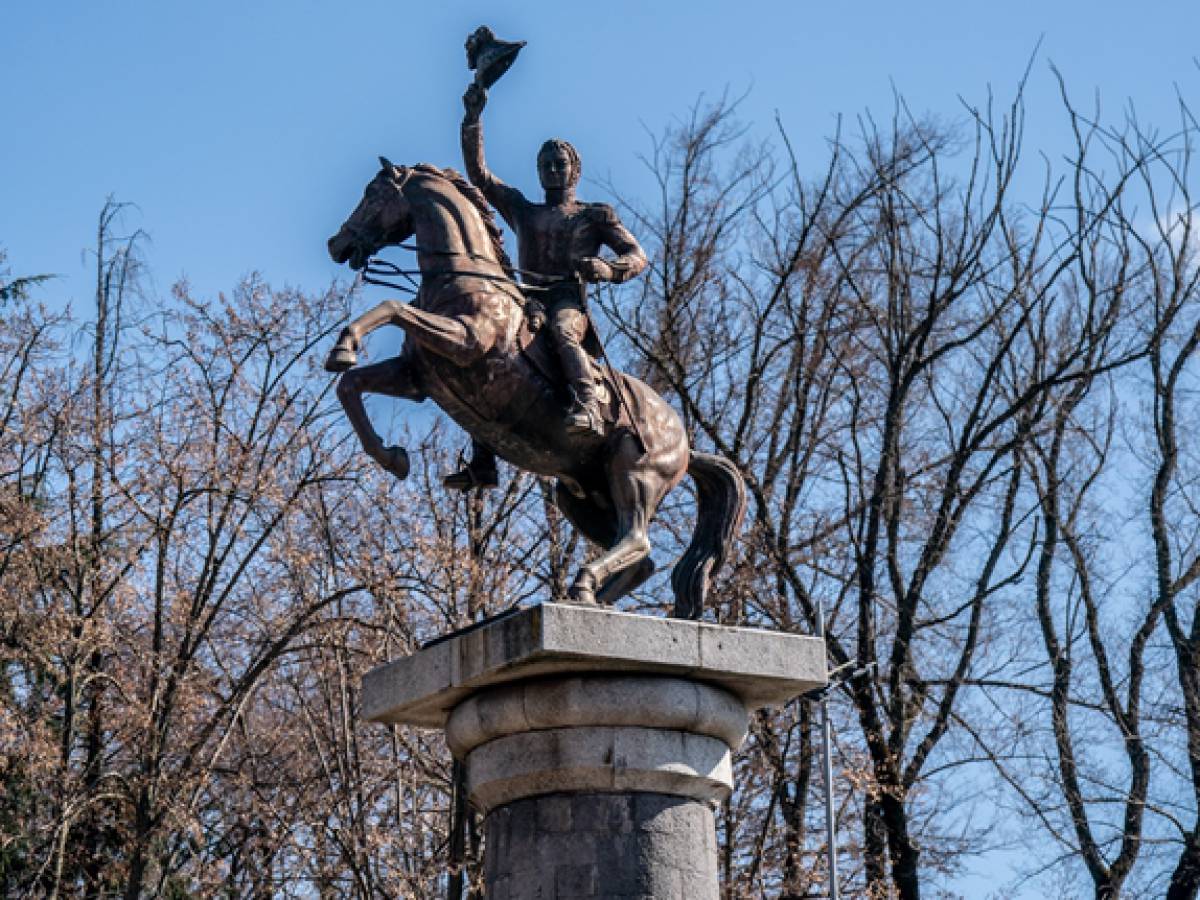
443;440;499;491
558;340;606;437
566;386;605;437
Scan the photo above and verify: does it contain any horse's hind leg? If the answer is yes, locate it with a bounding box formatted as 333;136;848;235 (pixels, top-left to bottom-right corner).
335;356;425;479
554;483;618;548
568;432;666;606
554;481;655;604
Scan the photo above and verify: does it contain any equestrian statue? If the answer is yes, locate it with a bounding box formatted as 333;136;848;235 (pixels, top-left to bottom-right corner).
323;27;745;618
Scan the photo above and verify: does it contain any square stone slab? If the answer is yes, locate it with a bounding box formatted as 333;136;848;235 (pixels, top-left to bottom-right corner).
362;602;827;727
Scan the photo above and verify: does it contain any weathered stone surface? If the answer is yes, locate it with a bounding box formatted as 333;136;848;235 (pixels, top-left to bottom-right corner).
465;725;732;814
361;602;826;727
444;675;747;758
484;792;718;899
359;603;828;897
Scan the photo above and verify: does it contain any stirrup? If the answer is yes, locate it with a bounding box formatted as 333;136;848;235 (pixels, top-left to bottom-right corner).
565;395;605;437
443;452;499;492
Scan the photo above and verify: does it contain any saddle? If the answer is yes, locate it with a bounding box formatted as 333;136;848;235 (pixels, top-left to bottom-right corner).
518;291;604;357
515;298;617;429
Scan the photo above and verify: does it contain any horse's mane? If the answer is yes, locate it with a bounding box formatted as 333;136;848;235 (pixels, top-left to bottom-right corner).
411;163;515;277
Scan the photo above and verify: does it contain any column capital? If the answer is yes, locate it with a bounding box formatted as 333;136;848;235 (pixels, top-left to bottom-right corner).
362;602;827;728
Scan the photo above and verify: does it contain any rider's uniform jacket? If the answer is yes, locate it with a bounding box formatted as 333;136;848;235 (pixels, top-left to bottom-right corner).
460;118;648;299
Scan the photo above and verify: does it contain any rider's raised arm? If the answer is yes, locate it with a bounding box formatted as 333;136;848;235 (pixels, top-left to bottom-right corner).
593;204;649;284
461;84;526;228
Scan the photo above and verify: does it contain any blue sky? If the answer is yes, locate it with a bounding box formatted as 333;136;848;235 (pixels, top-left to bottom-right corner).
3;1;1197;310
3;2;1198;895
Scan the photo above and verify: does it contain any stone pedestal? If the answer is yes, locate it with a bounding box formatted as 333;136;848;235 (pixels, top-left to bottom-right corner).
362;603;825;899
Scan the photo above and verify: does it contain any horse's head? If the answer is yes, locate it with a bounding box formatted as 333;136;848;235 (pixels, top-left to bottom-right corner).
328;157;414;271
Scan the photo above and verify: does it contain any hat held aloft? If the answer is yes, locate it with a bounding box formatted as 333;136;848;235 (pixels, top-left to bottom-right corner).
465;26;526;88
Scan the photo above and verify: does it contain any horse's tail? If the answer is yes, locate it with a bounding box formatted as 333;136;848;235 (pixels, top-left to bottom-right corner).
671;451;747;620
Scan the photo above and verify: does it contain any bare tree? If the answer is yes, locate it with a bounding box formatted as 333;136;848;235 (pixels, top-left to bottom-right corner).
0;214;585;898
6;73;1200;900
599;78;1175;898
1137;108;1200;900
947;84;1200;899
0;249;68;896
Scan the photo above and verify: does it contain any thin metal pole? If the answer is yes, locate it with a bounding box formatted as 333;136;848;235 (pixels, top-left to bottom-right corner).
816;598;841;900
447;759;467;900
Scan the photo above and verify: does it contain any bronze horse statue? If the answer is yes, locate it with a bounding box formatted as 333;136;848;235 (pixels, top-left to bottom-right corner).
325;160;745;617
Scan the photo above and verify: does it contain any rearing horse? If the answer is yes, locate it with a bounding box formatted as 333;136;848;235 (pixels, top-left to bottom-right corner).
325;160;745;617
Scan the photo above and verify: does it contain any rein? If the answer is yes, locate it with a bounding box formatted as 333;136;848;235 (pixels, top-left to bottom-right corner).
360;242;571;295
361;258;420;294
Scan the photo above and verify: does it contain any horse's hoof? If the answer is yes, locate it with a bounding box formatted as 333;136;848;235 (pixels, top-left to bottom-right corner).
373;446;410;480
565;584;598;607
325;347;358;372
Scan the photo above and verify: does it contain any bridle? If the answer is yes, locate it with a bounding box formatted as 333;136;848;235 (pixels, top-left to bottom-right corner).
348;164;574;295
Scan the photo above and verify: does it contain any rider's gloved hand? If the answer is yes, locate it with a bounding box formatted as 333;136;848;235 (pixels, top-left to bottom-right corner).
463;83;488;120
576;257;613;283
524;297;547;330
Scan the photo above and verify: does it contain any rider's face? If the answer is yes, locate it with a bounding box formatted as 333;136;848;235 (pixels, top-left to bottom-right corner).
538;148;575;193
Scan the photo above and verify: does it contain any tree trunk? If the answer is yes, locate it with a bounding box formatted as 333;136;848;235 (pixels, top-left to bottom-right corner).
882;791;920;900
1167;834;1200;900
863;798;890;895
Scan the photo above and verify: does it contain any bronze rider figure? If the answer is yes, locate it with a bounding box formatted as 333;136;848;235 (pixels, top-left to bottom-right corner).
443;81;648;491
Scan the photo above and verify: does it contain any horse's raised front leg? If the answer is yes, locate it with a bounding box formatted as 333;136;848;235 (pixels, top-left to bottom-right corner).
335;356;426;480
392;300;500;366
326;299;498;373
326;300;407;372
